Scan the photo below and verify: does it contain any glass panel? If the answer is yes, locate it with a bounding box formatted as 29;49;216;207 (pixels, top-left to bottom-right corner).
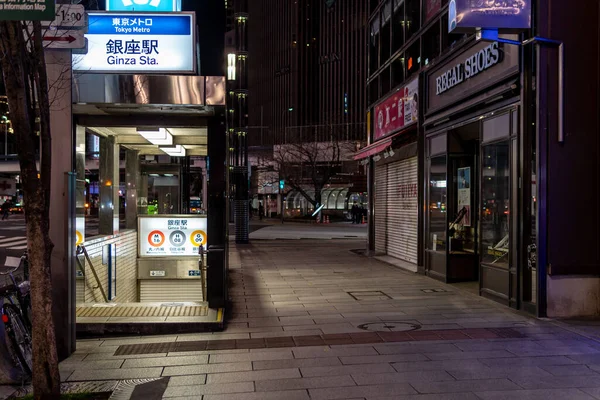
327;190;338;209
481;141;510;267
428;155;447;252
337;189;348;210
482;113;510;143
392;1;405;52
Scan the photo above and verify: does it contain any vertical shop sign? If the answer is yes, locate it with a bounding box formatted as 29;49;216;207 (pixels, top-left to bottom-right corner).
457;167;471;226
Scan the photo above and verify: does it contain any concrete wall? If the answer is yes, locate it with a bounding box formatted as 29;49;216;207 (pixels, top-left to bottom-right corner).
77;230;138;304
548;277;600;317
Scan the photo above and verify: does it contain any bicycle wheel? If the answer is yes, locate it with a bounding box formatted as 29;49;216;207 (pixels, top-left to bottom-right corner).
4;304;32;376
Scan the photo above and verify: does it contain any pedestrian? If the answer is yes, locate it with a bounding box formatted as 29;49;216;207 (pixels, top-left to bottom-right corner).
1;200;10;221
259;202;264;221
351;203;358;224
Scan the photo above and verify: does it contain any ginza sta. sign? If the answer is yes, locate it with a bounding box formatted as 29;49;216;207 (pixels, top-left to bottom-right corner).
436;42;501;95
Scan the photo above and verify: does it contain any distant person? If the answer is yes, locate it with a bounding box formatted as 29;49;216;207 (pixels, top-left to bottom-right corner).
1;201;10;220
259;203;264;221
351;203;358;224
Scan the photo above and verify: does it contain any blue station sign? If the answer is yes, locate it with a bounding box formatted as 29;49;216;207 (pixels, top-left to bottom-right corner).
73;12;195;74
106;0;181;12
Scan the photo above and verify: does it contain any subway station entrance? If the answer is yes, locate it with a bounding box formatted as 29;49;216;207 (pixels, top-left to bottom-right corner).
71;73;228;335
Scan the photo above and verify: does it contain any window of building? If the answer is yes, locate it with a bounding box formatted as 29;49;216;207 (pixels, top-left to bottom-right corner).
381;65;391;96
392;56;405;89
368;78;379;106
381;0;392;63
392;0;405;53
370;16;381;75
405;0;421;41
405;40;420;80
422;22;440;67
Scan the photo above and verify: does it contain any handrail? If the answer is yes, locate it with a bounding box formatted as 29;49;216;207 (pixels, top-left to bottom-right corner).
76;245;108;303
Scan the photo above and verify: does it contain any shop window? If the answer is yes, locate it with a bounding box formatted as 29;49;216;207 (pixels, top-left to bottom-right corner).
392;0;405;53
381;66;391;96
428;155;447;251
370;16;380;75
381;1;392;63
405;0;421;41
405;40;420;80
422;21;440;67
392;56;405;89
480;141;510;268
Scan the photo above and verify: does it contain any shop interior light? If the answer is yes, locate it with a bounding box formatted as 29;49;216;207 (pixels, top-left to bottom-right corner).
160;145;186;157
388;148;395;157
137;128;173;145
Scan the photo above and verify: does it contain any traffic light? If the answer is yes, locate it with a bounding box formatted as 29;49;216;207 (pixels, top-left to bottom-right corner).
279;180;285;190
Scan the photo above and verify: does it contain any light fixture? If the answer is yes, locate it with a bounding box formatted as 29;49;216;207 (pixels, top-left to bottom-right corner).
160;145;186;157
373;154;381;162
388;148;395;157
137;128;173;145
383;149;390;158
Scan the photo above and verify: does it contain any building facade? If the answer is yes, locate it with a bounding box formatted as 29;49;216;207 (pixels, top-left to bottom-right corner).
362;0;600;317
247;0;369;219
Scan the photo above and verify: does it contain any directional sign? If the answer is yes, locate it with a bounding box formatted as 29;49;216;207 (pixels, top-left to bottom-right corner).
43;5;87;29
43;30;86;49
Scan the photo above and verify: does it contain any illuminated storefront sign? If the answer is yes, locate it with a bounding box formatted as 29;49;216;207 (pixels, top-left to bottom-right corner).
73;12;195;74
374;78;419;141
139;216;207;257
106;0;181;12
449;0;531;33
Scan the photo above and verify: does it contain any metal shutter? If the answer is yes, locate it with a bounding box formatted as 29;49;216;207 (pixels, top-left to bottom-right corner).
386;157;418;264
140;280;204;302
374;164;388;254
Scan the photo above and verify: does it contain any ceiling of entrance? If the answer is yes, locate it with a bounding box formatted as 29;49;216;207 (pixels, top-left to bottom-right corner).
87;127;207;156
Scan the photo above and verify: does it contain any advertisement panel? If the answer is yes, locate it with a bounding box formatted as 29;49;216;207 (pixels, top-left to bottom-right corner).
139;216;207;257
107;0;181;12
449;0;531;33
0;0;55;21
73;12;195;74
374;78;419;141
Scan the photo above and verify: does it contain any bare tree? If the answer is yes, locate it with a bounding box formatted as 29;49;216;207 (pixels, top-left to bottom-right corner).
273;124;362;219
0;20;61;397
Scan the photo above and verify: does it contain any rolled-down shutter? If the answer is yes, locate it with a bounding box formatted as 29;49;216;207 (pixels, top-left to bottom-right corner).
374;164;388;255
386;157;418;264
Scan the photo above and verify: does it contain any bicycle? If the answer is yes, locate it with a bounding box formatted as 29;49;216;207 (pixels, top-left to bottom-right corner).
0;253;33;376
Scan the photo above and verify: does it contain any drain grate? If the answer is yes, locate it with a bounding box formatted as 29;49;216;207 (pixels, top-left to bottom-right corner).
347;291;392;301
76;305;208;318
357;321;421;332
421;288;448;293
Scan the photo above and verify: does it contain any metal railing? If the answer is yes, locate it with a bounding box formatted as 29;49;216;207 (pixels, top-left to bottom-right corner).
76;245;108;303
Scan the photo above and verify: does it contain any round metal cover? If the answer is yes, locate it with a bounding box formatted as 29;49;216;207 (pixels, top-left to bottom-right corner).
357;321;421;332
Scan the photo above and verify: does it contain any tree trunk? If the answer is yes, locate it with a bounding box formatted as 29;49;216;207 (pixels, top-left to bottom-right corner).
0;21;61;399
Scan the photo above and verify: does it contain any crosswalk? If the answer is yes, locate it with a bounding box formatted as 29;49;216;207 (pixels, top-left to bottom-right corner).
0;236;28;250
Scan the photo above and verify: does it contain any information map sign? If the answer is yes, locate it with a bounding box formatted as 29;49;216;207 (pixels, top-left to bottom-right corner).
0;0;55;21
73;12;195;74
139;216;207;257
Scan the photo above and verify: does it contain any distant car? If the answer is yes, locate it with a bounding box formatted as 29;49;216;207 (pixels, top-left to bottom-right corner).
10;204;23;214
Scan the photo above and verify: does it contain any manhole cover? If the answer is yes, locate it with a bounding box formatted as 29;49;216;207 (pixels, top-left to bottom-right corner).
357;321;421;332
348;291;392;300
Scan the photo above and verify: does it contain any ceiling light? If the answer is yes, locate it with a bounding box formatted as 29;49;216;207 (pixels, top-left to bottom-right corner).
160;145;186;157
137;128;173;145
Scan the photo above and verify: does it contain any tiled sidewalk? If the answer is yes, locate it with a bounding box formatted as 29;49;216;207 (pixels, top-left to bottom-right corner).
52;240;600;399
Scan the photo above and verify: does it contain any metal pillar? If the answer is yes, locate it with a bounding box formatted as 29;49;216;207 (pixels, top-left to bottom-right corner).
99;136;119;235
125;150;140;230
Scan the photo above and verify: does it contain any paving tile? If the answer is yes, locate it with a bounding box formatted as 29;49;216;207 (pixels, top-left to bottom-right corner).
308;383;417;399
569;354;600;364
122;355;208;368
447;366;552;380
541;364;600;376
340;353;428;364
209;349;293;363
251;330;323;338
167;374;207;386
293;335;326;346
255;375;355;391
425;350;515;360
349;332;383;344
373;343;460;355
475;388;598;400
202;389;310;400
68;367;163;381
301;363;396;377
253;357;341;370
163;362;252;376
511;374;600;389
581;388;600;399
410;378;520;393
480;356;578;368
392;359;488;372
292;345;377;359
352;370;455;385
163;381;254;397
205;367;301;383
369;393;482;400
59;359;124;370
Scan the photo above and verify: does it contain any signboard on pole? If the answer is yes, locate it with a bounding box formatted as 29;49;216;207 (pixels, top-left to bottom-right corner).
138;216;207;257
106;0;181;12
448;0;531;33
43;29;86;49
72;12;196;74
44;4;87;28
0;0;55;21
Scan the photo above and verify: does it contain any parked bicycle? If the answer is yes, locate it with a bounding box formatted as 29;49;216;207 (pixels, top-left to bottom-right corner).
1;252;32;376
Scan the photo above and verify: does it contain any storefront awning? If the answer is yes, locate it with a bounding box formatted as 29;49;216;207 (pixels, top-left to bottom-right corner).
353;138;391;160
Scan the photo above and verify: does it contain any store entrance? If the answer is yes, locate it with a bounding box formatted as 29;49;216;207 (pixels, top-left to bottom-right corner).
426;108;519;307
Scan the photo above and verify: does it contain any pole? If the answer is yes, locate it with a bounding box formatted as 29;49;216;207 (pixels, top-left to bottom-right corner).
280;190;284;224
